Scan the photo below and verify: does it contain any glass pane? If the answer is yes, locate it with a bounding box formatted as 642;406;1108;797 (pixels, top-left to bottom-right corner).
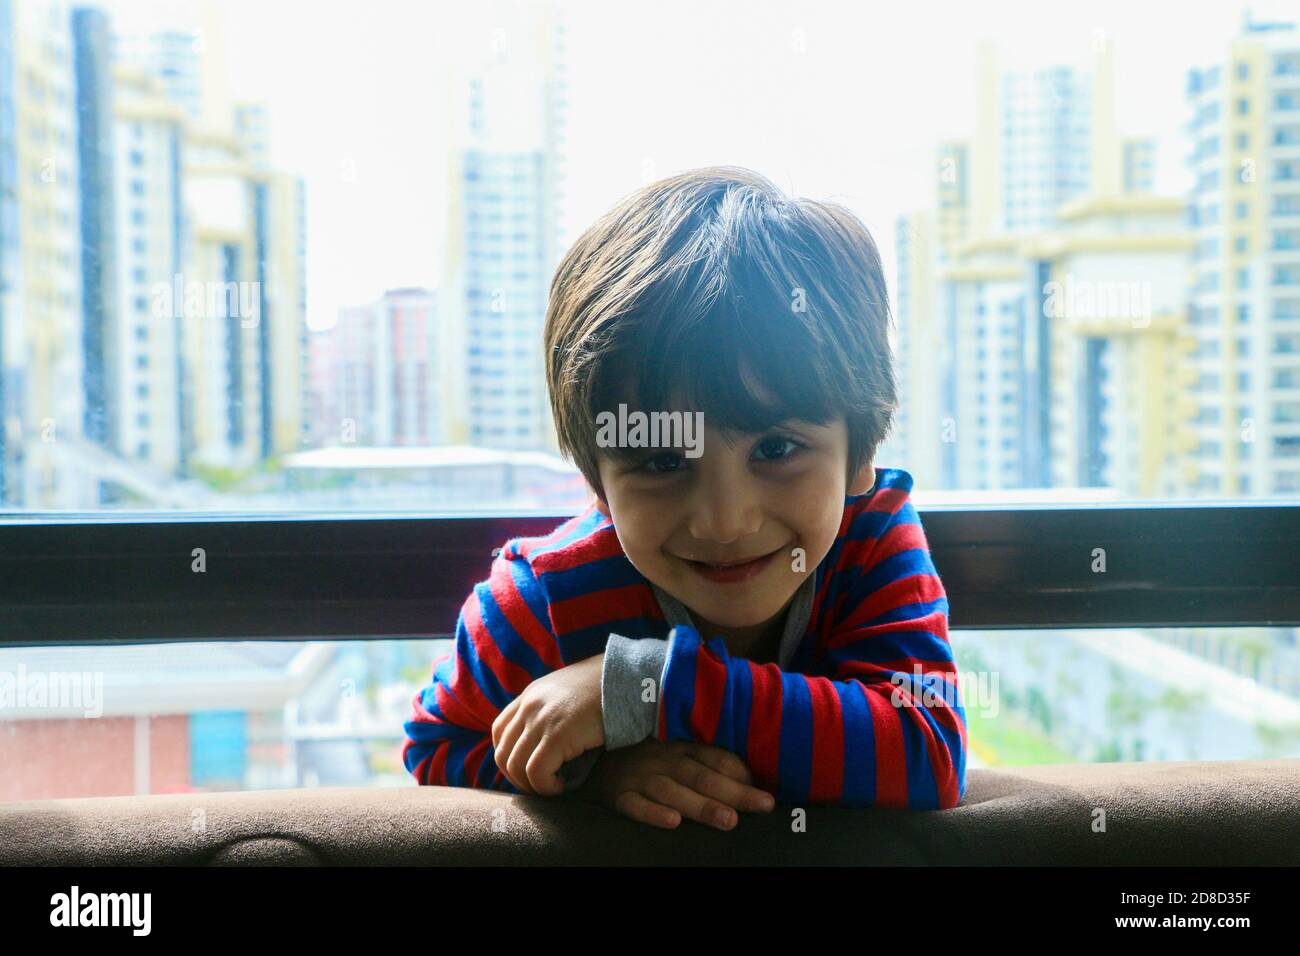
2;2;1299;513
3;627;1297;801
952;627;1300;767
0;638;449;801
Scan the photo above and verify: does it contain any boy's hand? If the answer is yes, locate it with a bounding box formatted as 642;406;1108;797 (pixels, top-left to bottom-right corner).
491;652;605;796
575;738;776;830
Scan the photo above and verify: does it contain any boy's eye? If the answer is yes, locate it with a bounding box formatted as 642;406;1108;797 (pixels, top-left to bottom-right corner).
752;436;803;461
640;451;686;474
633;435;805;474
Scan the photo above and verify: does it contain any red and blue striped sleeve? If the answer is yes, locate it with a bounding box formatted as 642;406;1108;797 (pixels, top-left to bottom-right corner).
652;493;967;810
402;545;565;791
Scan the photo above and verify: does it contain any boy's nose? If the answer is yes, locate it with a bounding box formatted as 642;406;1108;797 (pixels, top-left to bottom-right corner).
686;473;763;545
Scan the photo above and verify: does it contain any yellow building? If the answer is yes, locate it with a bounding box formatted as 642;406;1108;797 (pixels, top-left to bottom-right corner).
1026;196;1196;496
896;38;1196;498
1185;18;1300;497
7;0;83;507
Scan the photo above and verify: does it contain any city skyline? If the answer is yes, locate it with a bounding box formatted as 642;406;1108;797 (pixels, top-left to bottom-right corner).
5;0;1300;510
98;0;1295;330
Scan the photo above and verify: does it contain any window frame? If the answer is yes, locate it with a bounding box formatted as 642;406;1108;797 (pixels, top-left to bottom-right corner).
2;502;1298;646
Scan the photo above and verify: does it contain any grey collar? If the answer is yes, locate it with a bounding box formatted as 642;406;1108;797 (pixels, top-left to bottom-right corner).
650;575;816;668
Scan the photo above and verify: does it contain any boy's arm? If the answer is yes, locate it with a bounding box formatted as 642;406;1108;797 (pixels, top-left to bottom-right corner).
404;546;594;791
602;495;967;810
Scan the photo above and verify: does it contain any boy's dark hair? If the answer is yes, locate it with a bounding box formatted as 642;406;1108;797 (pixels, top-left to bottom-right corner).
544;165;896;500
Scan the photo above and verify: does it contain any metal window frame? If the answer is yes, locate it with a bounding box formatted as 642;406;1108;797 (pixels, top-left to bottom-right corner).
1;502;1298;647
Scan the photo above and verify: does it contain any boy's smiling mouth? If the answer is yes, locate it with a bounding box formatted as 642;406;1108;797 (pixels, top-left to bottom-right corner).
675;544;789;584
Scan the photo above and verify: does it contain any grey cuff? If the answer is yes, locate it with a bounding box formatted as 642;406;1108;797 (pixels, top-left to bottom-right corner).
601;634;669;750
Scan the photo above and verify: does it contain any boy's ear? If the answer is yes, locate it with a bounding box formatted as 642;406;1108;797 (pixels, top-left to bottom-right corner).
847;459;876;496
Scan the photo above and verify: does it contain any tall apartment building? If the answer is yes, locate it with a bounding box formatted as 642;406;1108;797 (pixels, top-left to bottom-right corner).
233;103;269;170
1;0;85;508
891;209;939;486
894;40;1183;496
182;127;266;472
120;22;306;475
1001;65;1093;233
111;64;187;474
0;0;20;504
888;136;981;487
231;99;307;459
1186;15;1300;496
899;47;1098;491
307;288;443;448
112;28;202;123
1026;196;1195;495
0;3;307;507
443;3;567;452
72;6;116;452
261;169;308;458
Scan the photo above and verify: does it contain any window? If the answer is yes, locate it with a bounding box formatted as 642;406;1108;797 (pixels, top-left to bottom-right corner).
12;622;1295;807
3;4;1299;848
950;627;1300;766
0;638;446;800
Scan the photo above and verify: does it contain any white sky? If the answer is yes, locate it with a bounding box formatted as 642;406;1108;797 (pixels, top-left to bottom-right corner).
101;0;1294;331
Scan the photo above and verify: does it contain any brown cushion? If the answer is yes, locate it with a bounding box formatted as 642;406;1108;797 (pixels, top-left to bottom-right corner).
1;758;1296;865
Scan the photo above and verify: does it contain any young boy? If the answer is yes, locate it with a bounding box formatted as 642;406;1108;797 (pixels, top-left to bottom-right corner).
403;166;966;830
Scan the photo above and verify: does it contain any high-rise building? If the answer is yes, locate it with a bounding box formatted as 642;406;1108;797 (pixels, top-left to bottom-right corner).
72;7;116;452
1001;65;1093;233
1123;137;1157;194
231;104;307;457
443;3;567;452
261;169;308;457
117;21;305;475
112;28;202;124
0;2;305;506
234;102;269;170
111;64;187;474
896;40;1177;495
890;210;940;488
934;234;1028;490
182;127;265;471
307;288;444;449
109;22;301;476
4;0;85;508
1025;195;1195;495
0;0;19;504
1186;15;1300;496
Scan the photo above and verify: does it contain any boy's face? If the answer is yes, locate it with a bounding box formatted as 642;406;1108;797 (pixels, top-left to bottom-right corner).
594;410;875;636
